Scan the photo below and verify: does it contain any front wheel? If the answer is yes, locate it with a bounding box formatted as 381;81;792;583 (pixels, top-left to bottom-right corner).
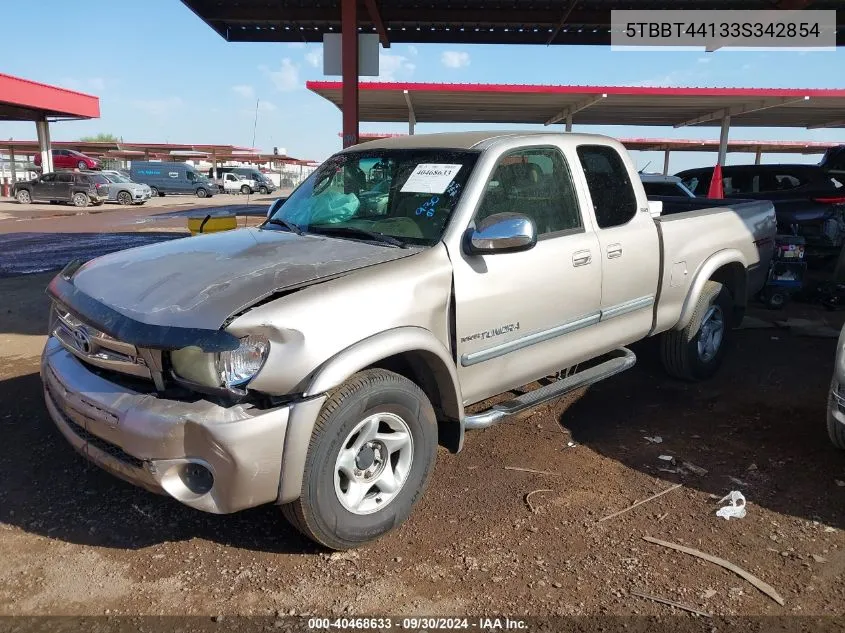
281;369;438;550
77;160;87;170
16;190;32;204
240;185;250;195
259;186;268;195
196;187;209;198
117;191;132;205
660;280;732;381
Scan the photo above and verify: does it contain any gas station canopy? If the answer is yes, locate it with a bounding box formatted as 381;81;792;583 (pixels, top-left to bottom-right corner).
0;73;99;121
181;0;845;46
309;81;845;129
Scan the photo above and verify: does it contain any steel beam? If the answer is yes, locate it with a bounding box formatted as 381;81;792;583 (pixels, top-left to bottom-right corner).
663;149;671;175
404;90;416;135
36;119;53;173
545;93;606;126
674;96;809;127
807;118;845;130
341;0;359;148
718;116;731;166
546;0;579;45
363;0;390;48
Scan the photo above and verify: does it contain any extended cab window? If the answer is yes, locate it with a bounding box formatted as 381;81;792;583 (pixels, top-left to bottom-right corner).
576;145;637;228
475;147;582;236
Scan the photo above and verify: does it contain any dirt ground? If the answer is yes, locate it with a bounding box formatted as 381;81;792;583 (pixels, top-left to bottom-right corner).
0;208;844;623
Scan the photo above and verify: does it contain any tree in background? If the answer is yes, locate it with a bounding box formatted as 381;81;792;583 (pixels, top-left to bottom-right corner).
78;133;122;143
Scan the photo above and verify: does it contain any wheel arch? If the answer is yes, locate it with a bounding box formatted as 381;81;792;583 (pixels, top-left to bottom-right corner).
303;327;464;451
675;250;747;331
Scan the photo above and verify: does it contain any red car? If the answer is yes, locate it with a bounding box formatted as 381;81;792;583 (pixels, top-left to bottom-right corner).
34;148;100;170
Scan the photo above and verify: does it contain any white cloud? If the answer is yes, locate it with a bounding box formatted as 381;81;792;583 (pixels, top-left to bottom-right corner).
59;77;107;93
129;97;184;117
305;48;323;69
372;52;415;82
258;100;277;113
408;45;419;56
232;84;255;99
288;42;306;49
441;51;470;69
697;56;711;63
262;58;300;91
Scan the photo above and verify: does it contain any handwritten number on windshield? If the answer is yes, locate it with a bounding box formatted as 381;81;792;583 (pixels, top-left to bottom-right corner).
416;196;439;218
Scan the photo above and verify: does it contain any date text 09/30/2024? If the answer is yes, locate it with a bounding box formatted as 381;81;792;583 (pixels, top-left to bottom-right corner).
307;617;528;630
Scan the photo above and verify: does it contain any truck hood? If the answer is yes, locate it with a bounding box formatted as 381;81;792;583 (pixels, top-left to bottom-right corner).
70;227;421;330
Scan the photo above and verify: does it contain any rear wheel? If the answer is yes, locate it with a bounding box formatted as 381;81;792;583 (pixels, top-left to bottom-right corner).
150;186;161;197
661;280;732;381
281;369;438;550
72;192;89;208
16;190;31;204
117;191;132;205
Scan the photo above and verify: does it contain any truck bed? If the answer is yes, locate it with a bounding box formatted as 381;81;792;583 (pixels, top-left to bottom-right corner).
650;197;777;334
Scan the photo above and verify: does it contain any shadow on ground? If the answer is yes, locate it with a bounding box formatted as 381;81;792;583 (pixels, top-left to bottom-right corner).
0;368;321;556
562;326;845;530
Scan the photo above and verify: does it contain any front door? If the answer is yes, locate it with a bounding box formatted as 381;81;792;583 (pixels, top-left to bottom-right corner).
574;144;660;347
451;145;603;405
31;173;56;200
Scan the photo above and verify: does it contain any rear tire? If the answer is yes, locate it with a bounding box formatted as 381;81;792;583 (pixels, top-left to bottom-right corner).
281;369;438;550
16;190;32;204
660;280;732;381
150;186;160;197
72;192;89;208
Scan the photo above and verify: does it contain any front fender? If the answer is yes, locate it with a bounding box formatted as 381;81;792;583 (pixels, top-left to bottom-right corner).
675;249;747;331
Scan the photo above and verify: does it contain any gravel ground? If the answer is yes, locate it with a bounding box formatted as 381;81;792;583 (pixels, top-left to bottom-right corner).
1;271;844;623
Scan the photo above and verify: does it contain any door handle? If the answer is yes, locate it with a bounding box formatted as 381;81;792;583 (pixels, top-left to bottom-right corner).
572;250;592;267
607;243;623;259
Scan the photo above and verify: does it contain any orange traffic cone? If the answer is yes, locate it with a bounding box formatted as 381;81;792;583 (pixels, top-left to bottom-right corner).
707;163;724;199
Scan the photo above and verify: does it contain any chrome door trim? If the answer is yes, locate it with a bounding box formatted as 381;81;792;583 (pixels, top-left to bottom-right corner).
460;312;601;367
600;295;655;321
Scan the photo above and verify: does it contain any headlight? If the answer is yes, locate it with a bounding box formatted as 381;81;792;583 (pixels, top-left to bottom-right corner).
170;334;270;390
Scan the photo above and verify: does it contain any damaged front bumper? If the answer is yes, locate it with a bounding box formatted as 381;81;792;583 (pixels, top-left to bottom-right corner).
40;336;317;514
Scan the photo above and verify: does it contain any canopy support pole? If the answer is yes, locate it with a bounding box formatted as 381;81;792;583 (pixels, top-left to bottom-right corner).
663;149;671;175
341;0;359;148
36;119;53;173
565;115;573;132
9;147;16;184
718;115;731;166
404;90;416;135
755;149;762;165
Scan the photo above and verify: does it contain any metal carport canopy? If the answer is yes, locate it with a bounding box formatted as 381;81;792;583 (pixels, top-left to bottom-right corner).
0;73;99;122
308;81;845;130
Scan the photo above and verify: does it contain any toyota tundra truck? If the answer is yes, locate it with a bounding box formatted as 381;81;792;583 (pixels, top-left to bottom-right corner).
40;132;776;550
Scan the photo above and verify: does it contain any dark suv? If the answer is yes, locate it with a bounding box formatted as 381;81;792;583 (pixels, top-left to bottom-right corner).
14;171;109;208
675;164;845;264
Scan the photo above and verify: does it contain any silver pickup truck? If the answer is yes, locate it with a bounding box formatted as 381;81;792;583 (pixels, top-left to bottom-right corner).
40;132;776;550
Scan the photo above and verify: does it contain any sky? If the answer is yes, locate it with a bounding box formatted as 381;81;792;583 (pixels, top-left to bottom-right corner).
2;0;845;173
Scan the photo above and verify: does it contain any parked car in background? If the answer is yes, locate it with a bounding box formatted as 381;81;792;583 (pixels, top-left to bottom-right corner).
207;167;276;194
83;169;152;205
14;171;107;207
676;164;845;266
34;149;100;171
827;323;845;450
40;131;776;550
128;161;215;198
639;173;696;198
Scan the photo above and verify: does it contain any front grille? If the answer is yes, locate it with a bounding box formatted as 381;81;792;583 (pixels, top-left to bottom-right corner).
45;381;145;470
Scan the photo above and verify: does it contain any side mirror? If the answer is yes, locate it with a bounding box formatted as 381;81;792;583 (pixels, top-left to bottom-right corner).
465;212;537;255
267;198;284;219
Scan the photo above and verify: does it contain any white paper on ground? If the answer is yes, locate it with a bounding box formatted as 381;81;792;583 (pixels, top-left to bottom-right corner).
715;490;747;520
400;164;463;193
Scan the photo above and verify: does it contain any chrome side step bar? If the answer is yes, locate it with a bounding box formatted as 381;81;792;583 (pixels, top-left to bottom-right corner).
463;348;637;430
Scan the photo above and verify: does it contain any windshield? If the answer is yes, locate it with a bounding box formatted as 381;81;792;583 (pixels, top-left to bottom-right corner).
108;173;131;183
266;149;479;246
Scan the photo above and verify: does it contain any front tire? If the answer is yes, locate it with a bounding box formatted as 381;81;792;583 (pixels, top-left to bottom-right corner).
72;192;89;208
661;280;732;381
282;369;438;550
259;186;268;195
117;191;132;205
240;185;250;195
16;190;32;204
196;187;209;198
77;160;87;170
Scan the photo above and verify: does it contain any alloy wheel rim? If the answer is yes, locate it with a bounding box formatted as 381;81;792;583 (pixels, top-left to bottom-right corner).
334;412;414;515
697;304;725;362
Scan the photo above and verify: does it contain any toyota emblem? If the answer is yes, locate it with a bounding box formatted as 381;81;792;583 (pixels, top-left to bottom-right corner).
71;327;92;354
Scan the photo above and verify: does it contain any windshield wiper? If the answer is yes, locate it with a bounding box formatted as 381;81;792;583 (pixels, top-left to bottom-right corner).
308;225;408;248
264;217;304;235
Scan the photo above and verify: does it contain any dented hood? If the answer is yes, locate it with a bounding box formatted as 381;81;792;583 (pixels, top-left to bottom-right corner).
70;227;419;330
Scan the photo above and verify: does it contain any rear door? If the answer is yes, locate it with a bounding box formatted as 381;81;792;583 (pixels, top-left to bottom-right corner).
54;173;74;200
574;144;660;346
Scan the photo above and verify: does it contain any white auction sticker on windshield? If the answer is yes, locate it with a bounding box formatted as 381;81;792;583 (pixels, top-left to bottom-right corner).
400;164;462;194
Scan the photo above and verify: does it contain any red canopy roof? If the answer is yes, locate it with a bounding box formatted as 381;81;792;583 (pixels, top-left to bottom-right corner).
0;73;100;121
309;81;845;129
